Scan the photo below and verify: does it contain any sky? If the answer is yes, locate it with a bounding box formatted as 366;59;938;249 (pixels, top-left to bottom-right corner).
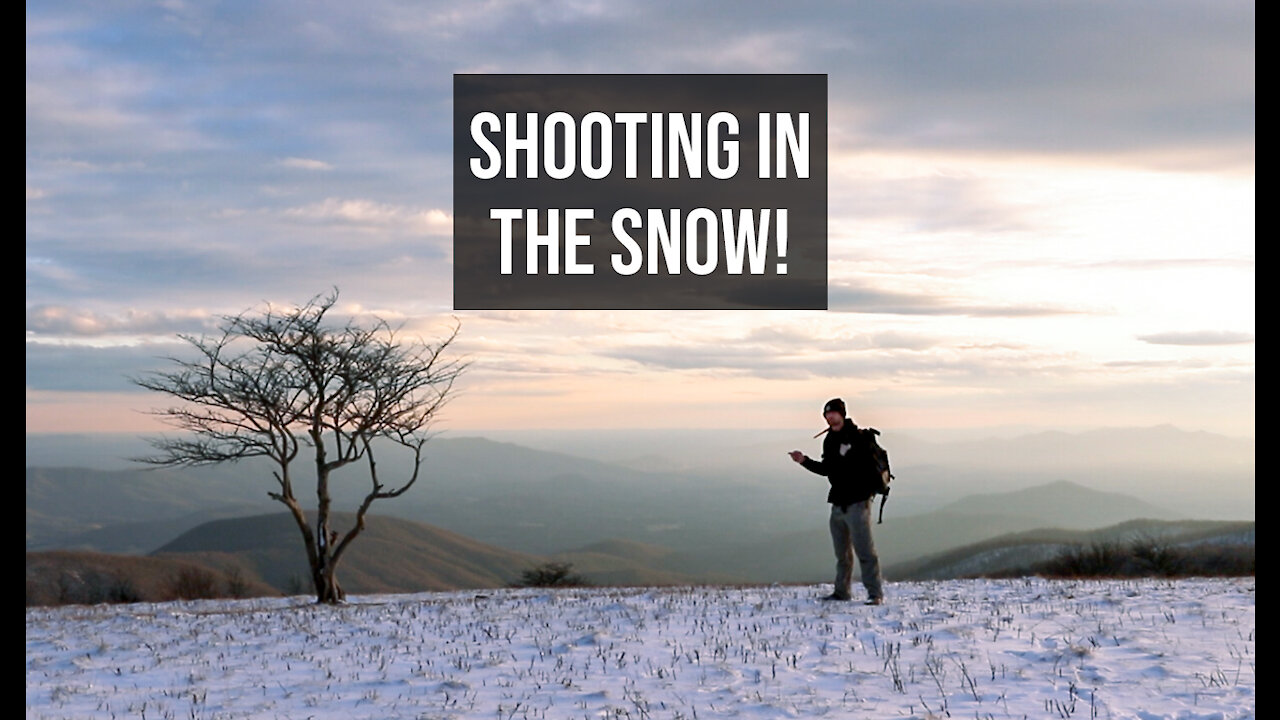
26;1;1255;439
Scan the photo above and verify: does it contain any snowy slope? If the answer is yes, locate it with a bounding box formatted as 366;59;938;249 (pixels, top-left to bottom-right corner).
26;578;1254;719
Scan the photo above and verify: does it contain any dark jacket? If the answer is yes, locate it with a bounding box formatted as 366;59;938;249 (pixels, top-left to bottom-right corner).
801;421;881;507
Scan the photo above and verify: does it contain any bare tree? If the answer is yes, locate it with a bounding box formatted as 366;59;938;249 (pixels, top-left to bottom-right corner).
134;289;465;604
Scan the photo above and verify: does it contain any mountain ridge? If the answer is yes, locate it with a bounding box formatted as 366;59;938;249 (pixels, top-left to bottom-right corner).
26;427;1253;589
935;479;1181;524
151;510;717;593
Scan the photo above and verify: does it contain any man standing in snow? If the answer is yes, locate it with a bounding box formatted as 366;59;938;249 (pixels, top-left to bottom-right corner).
788;398;886;604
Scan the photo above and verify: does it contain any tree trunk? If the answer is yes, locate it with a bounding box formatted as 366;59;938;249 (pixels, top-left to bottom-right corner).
313;564;344;604
310;442;343;604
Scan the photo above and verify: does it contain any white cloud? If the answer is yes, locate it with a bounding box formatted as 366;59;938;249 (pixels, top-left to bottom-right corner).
26;305;217;338
279;157;333;171
283;199;452;234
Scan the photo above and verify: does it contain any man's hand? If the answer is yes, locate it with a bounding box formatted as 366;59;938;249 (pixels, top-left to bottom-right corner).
788;450;805;463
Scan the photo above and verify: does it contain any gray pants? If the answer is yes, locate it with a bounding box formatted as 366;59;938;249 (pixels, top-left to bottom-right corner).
829;501;884;601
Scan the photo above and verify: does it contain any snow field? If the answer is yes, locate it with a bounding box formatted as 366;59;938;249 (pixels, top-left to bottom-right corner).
26;577;1254;719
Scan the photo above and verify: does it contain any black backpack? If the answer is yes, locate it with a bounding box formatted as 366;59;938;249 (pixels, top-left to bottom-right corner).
861;428;894;523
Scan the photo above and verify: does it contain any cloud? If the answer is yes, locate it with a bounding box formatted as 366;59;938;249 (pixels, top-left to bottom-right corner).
1104;359;1213;369
25;25;217;160
447;0;1251;162
662;29;813;73
27;1;1254;175
589;317;1075;383
22;1;1254;438
603;341;1079;384
828;285;1082;317
26;305;219;338
25;341;189;392
279;157;333;171
1084;257;1255;272
1137;331;1255;346
828;172;1036;234
825;1;1254;161
742;326;941;352
283;199;452;235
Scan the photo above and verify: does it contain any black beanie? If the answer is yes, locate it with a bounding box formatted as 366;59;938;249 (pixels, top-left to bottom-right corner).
823;398;846;417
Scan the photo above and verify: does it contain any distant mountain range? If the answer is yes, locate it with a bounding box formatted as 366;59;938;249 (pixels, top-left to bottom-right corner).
26;506;1254;604
649;479;1188;584
26;465;273;550
26;427;1253;596
27;436;821;556
484;424;1254;521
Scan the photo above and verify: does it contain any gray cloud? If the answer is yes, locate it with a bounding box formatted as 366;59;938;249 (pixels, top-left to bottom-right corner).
828;285;1082;317
824;1;1253;160
604;341;1077;384
25;0;1253;317
469;0;1253;159
24;221;450;313
22;1;1254;441
25;341;189;392
743;326;942;352
1138;331;1255;346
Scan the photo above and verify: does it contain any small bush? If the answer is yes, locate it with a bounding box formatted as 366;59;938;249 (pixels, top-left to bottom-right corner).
46;570;143;605
104;576;143;604
1178;543;1254;576
1130;536;1184;576
1041;541;1128;577
55;572;79;604
26;551;283;607
1033;539;1253;579
168;567;222;600
225;566;251;599
514;562;591;588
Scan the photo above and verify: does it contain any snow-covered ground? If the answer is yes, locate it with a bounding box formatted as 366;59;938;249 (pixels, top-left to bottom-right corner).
26;578;1254;719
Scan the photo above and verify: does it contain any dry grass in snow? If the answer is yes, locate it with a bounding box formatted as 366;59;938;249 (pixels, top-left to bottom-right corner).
26;577;1254;719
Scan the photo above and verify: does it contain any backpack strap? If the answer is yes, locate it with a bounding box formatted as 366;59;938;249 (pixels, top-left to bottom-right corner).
864;427;890;523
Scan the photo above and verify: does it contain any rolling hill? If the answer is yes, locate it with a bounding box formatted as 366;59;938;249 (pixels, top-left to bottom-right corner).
933;479;1181;525
25;549;279;606
153;511;545;594
887;518;1256;580
28;509;1254;607
151;511;717;594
